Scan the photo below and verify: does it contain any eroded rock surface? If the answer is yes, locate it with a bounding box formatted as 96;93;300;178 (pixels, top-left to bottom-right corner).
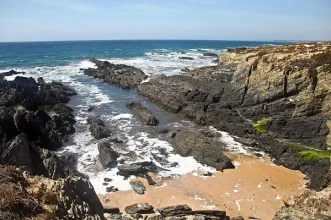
83;58;148;89
174;130;234;171
138;43;331;190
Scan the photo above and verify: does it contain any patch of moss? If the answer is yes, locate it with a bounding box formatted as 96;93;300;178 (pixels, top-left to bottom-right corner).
285;143;305;149
253;118;270;134
298;150;331;161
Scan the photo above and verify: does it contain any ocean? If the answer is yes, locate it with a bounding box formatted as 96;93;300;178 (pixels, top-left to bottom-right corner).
0;40;289;193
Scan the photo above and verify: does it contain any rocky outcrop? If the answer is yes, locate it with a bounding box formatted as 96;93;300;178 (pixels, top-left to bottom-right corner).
274;186;331;220
126;102;159;126
82;59;148;89
130;180;146;195
87;116;111;139
0;165;104;220
98;140;120;168
174;130;234;171
125;203;154;214
0;69;26;77
138;43;331;190
117;161;160;177
203;53;219;57
0;76;106;219
108;203;231;220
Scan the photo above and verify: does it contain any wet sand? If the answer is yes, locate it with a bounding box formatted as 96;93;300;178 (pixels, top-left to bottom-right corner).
99;154;307;219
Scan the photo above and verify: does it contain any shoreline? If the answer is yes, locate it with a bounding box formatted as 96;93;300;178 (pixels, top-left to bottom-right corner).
100;153;307;219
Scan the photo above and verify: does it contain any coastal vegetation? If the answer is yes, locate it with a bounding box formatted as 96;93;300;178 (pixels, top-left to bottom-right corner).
253;118;270;134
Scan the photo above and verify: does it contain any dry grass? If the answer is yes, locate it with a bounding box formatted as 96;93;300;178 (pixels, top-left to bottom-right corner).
0;165;57;219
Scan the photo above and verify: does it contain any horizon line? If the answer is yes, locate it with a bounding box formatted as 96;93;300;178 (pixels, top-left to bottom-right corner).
0;39;324;43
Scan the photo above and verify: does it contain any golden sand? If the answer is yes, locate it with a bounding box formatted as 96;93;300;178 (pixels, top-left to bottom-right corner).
99;154;307;219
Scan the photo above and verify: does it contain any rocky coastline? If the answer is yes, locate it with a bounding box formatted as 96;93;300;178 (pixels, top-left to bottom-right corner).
0;42;330;219
137;43;331;191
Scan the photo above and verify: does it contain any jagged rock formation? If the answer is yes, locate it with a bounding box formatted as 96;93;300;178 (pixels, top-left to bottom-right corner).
87;116;111;139
83;59;148;89
138;43;331;190
0;165;104;220
274;186;331;220
174;130;234;171
104;203;231;220
0;76;78;177
0;76;105;219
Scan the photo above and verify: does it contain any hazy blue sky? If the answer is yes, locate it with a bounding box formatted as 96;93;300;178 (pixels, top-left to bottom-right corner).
0;0;330;42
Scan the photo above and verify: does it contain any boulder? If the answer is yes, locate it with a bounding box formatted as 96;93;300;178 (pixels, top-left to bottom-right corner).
87;116;111;139
0;134;34;172
104;206;120;214
203;53;219;57
125;203;155;214
83;59;148;89
0;69;26;77
179;57;194;60
117;161;159;177
98;141;120;168
126;102;159;126
158;205;192;217
174;130;235;171
130;180;146;195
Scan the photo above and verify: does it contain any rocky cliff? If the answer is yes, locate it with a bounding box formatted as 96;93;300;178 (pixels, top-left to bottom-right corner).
138;43;331;190
0;75;105;219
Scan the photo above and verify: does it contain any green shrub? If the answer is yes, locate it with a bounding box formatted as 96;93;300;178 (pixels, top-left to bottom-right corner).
253;118;270;134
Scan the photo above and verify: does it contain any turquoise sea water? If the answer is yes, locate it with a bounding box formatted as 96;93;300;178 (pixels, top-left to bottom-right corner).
0;40;290;69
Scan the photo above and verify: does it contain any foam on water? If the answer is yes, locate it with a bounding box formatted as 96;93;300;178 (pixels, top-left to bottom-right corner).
102;49;218;76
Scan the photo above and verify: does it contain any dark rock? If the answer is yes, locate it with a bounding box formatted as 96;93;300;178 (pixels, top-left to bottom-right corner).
117;161;159;177
127;102;159;126
254;153;263;158
212;59;219;63
106;186;118;193
156;127;169;134
158;205;192;217
125;203;155;214
87;116;111;139
174;130;235;171
0;69;26;77
83;59;148;89
104;178;112;182
87;105;95;112
0;134;34;173
203;172;213;177
130;180;146;195
179;57;194;60
108;135;125;143
234;137;257;147
147;215;165;220
55;176;105;219
98;141;120;168
203;53;219;57
104;206;120;214
190;210;227;217
194;215;224;220
230;217;244;220
131;213;143;219
146;173;157;185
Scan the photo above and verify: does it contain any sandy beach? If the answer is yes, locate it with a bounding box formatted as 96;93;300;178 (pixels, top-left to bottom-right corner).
99;153;307;219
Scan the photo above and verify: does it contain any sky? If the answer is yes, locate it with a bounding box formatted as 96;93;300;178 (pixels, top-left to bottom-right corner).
0;0;330;42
